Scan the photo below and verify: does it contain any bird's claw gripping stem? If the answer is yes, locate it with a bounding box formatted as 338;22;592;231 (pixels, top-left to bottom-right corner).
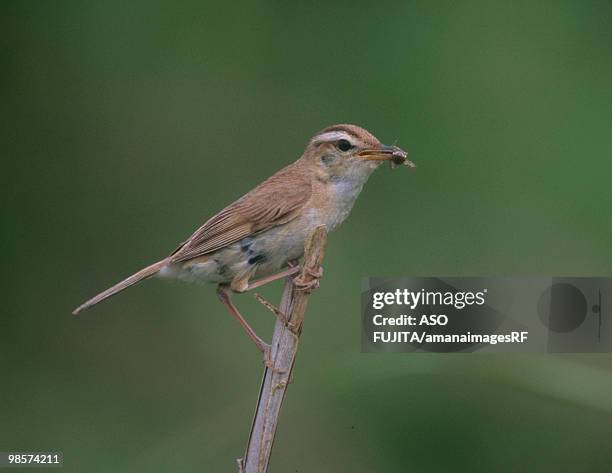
293;266;323;292
262;344;286;373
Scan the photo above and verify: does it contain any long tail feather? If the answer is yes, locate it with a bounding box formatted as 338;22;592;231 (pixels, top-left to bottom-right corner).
73;259;169;315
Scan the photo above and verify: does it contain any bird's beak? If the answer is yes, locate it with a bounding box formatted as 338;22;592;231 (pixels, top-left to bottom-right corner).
357;144;415;168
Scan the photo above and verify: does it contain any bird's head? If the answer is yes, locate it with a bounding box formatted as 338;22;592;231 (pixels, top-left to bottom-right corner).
302;124;414;181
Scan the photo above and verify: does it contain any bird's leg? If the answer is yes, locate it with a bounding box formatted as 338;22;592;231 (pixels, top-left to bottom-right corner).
231;261;322;330
247;263;322;319
216;285;283;372
245;266;302;326
254;293;295;329
216;285;267;351
245;265;301;291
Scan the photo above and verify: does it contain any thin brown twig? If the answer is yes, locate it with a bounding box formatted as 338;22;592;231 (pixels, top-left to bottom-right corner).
238;225;327;473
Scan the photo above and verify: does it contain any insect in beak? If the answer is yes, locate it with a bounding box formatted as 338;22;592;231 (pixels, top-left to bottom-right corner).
357;144;415;169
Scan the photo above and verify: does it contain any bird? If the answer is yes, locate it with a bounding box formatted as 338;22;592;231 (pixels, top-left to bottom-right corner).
73;124;414;366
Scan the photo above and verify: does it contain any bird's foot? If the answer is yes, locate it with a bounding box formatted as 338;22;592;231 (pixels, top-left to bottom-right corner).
293;266;323;292
262;344;285;374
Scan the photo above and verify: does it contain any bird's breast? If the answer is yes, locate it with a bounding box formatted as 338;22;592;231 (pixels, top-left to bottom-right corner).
310;176;366;232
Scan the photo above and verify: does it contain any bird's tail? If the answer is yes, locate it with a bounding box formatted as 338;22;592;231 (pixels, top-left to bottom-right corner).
73;259;169;315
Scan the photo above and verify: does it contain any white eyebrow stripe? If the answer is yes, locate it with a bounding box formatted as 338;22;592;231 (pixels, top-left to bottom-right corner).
311;131;354;145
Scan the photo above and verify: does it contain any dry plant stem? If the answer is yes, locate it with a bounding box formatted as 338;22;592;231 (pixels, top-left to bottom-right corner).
238;226;327;473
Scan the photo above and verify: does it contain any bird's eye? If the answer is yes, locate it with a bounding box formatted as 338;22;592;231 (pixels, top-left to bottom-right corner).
337;139;353;152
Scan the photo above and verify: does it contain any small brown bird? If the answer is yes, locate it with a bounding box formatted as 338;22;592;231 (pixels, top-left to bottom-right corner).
74;124;414;364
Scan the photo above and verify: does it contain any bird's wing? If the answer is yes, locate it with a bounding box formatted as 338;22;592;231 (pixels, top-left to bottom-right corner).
169;164;311;262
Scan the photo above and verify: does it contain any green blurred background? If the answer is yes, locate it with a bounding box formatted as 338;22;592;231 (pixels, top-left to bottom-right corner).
3;1;612;471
